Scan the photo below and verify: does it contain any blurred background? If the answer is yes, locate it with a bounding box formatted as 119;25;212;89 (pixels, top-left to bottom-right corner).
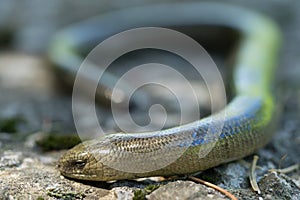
0;0;298;133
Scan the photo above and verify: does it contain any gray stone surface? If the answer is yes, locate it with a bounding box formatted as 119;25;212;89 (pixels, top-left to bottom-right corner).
147;181;226;200
260;172;300;200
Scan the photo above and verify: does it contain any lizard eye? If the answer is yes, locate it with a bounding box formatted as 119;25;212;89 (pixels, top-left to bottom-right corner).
73;160;87;169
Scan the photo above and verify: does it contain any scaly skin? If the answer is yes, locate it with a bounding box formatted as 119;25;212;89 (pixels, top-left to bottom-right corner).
52;3;281;181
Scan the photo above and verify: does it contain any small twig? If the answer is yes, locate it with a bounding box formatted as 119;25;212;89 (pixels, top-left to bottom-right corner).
238;159;263;170
249;155;261;194
189;176;238;200
269;163;299;174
